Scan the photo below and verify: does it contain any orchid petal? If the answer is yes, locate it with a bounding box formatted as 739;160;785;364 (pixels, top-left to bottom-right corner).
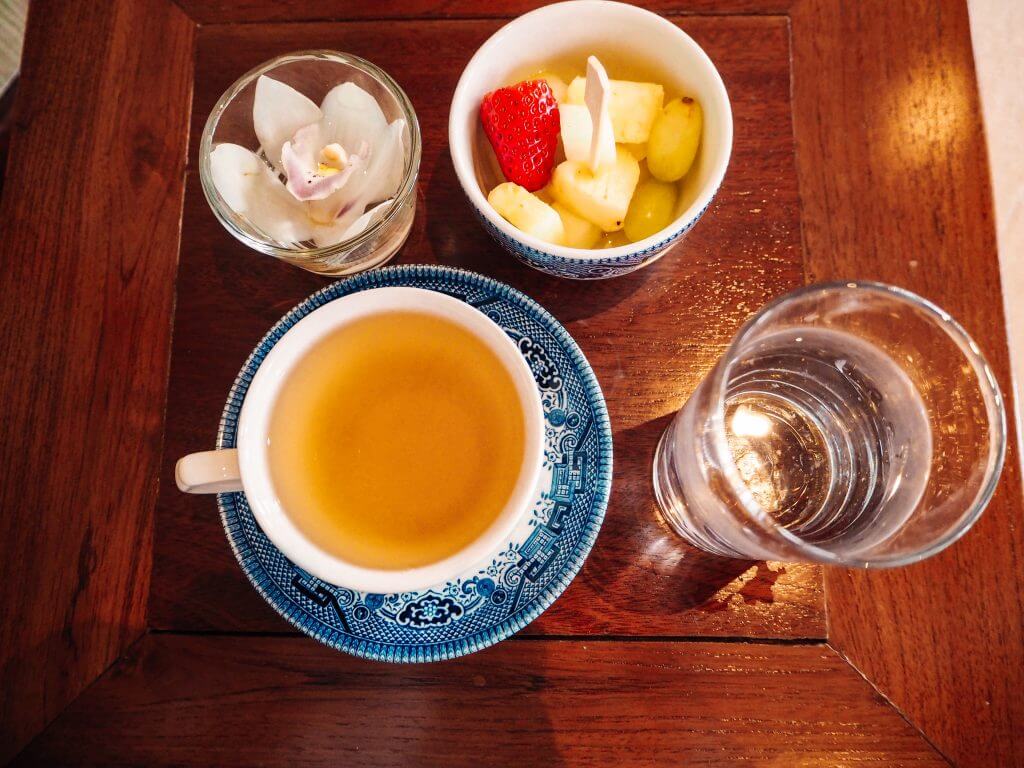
310;222;350;249
210;142;313;246
366;119;406;206
311;225;348;249
210;143;263;212
320;82;388;151
304;140;372;225
305;118;405;231
246;187;315;245
281;123;362;201
311;198;391;248
334;119;405;228
253;76;322;172
281;122;327;168
341;198;394;239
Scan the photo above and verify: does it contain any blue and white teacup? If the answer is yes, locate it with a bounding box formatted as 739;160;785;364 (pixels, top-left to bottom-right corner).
174;287;545;593
449;0;733;280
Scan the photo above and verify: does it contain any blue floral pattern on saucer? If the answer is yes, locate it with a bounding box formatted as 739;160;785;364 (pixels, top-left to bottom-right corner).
217;265;612;662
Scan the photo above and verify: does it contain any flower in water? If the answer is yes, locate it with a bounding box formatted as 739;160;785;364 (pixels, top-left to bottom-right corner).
210;75;406;248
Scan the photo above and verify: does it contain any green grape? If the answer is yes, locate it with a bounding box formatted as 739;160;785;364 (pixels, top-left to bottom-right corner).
624;179;678;242
647;97;702;182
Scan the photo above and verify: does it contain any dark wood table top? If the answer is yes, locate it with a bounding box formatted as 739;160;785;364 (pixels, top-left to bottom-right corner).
153;14;822;641
1;1;1021;766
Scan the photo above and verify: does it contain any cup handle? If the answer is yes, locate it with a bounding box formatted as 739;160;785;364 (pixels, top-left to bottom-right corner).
175;449;242;494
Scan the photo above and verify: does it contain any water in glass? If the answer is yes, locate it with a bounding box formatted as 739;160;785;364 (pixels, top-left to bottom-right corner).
718;327;931;552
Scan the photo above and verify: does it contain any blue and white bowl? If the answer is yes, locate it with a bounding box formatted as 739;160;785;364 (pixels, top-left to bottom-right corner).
449;0;732;280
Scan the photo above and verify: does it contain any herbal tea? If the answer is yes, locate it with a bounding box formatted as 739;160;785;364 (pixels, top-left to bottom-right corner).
268;311;527;570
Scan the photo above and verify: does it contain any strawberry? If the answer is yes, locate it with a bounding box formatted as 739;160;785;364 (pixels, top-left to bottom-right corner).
480;80;561;192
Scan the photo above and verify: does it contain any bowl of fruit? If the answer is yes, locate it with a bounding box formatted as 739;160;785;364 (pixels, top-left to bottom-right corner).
449;0;732;280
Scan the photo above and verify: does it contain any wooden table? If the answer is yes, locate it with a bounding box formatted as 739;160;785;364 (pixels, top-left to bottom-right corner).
1;1;1020;765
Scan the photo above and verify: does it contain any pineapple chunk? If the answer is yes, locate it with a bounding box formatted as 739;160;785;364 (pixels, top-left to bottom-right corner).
566;77;664;143
637;158;651;184
534;71;568;103
550;146;640;232
488;182;564;244
566;76;585;104
623;142;648;161
553;202;602;249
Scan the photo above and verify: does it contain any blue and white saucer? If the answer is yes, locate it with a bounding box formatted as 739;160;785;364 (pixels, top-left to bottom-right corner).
217;265;612;662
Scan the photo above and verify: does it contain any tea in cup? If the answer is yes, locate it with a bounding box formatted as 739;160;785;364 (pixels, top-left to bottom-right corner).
177;287;544;592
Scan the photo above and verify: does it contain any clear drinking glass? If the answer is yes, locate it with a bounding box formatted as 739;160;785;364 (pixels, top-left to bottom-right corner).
653;281;1006;567
199;51;421;276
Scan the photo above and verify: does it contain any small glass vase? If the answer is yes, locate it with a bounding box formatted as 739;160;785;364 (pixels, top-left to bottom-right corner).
199;50;421;276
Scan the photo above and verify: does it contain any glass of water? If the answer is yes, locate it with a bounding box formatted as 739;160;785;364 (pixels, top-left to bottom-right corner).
653;281;1006;567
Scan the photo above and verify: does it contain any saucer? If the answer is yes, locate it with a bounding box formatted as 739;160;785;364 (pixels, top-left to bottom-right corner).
217;265;612;661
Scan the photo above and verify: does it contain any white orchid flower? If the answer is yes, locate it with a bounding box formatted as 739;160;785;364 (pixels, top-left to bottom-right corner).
210;75;405;248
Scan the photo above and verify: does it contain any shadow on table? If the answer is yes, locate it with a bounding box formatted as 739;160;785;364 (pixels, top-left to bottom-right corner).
579;412;753;618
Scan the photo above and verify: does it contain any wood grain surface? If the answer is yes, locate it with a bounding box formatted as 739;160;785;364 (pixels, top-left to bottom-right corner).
0;0;194;762
0;84;16;195
16;634;946;767
151;16;824;638
176;0;793;25
790;1;1024;766
1;0;1017;764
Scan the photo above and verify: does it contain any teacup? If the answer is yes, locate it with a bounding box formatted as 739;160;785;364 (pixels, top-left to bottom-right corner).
176;287;544;593
449;0;733;280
